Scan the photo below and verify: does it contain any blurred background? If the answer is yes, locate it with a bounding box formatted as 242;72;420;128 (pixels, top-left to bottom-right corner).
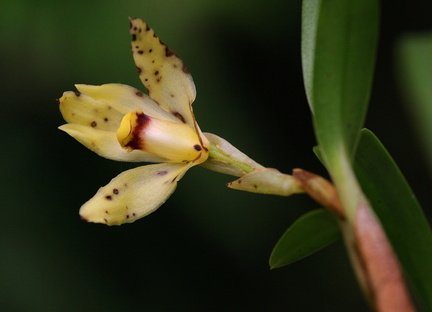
1;0;431;311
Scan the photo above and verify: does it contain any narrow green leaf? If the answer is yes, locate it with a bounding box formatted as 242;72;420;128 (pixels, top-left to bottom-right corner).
398;33;432;175
302;0;379;166
354;129;432;311
269;209;340;269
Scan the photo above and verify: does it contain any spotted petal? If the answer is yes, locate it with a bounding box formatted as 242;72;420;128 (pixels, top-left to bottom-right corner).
59;123;167;162
59;90;124;131
58;89;167;162
79;162;191;225
129;18;196;127
75;83;180;122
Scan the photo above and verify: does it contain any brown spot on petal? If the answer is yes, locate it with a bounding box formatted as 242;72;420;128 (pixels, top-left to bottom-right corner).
182;64;190;74
113;188;119;195
172;112;186;123
105;195;112;200
136;66;142;74
131;34;137;41
90;121;97;128
194;144;202;151
165;47;175;57
135;91;144;97
157;170;168;176
154;70;159;76
138;50;144;54
74;91;81;97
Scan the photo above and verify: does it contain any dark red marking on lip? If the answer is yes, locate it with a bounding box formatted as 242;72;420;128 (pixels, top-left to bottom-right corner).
124;112;151;150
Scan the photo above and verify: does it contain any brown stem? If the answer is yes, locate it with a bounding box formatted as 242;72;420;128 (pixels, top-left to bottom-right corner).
292;168;416;311
351;203;416;312
292;168;345;218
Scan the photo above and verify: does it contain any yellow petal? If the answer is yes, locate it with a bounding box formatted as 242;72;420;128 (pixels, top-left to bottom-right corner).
59;123;167;163
117;112;209;164
79;163;191;225
129;18;196;127
75;84;180;123
59;90;124;131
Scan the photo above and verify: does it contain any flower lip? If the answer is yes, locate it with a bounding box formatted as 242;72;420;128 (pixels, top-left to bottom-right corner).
117;111;149;151
117;111;209;164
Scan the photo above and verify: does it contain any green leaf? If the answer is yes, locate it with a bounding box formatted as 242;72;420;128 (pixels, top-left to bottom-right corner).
269;209;340;269
301;0;379;167
398;33;432;175
354;129;432;311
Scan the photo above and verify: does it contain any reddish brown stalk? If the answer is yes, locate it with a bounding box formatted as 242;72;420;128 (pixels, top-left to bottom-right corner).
293;168;416;311
353;203;416;312
292;168;345;218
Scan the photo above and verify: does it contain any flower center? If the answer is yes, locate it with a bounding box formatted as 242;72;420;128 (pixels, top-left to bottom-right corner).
117;111;209;164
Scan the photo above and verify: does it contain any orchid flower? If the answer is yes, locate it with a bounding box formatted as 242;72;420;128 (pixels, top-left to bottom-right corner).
59;18;303;226
58;18;210;225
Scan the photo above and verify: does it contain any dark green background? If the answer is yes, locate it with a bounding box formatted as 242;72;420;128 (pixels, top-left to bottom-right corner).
1;0;431;311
